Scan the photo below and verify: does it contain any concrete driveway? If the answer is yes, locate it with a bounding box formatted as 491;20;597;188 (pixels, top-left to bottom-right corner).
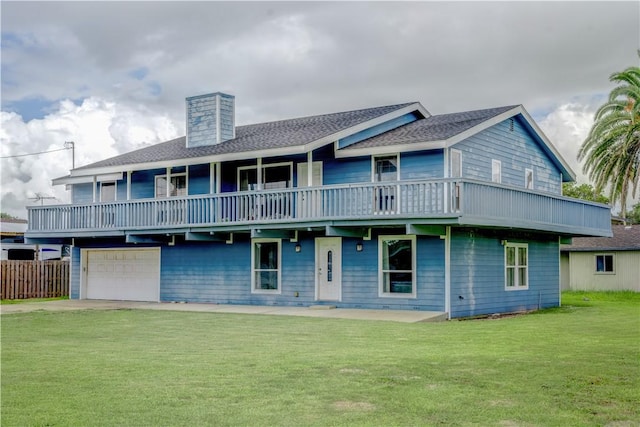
0;299;447;323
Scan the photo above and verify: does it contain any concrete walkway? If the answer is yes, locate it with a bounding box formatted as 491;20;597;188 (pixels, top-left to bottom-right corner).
0;299;448;323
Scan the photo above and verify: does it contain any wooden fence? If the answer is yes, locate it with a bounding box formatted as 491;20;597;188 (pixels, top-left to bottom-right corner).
1;260;70;300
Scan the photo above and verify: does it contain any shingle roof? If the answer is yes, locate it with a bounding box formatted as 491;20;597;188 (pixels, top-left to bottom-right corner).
75;103;416;170
343;105;518;149
562;225;640;251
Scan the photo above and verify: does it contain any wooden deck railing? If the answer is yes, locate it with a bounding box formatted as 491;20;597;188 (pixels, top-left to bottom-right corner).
26;179;612;236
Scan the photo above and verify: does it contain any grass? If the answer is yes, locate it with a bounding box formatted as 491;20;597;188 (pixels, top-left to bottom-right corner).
1;292;638;426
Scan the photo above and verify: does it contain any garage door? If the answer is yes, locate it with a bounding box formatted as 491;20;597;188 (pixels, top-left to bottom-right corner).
85;248;160;301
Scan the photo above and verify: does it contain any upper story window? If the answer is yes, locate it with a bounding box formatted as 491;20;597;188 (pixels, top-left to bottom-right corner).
492;159;502;183
595;254;614;274
525;168;534;190
450;149;462;178
505;242;528;290
100;181;116;202
373;155;399;182
155;174;187;198
239;163;292;191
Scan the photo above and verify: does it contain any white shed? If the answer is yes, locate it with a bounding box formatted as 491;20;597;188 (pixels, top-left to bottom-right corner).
561;225;640;292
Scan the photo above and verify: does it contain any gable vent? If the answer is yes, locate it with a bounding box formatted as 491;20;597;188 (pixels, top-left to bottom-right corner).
186;92;235;148
509;118;514;132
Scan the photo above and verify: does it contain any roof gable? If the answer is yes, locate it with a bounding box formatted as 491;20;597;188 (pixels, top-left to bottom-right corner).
337;105;575;180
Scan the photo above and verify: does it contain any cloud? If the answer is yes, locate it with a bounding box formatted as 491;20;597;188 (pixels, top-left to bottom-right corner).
0;98;180;218
1;1;638;216
537;100;599;184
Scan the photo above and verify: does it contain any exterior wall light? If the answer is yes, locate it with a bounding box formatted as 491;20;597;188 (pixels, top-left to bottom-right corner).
356;242;363;252
295;244;301;253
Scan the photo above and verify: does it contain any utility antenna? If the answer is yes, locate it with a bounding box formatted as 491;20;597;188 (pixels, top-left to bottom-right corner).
64;141;75;169
29;193;57;206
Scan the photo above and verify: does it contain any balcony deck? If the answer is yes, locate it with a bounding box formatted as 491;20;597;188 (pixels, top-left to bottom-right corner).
26;179;612;239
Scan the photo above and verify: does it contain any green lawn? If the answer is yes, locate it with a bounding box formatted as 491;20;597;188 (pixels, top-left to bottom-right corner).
1;292;638;426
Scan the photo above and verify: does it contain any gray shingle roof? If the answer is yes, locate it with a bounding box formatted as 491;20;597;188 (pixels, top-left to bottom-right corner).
75;103;416;170
562;225;640;251
343;105;518;149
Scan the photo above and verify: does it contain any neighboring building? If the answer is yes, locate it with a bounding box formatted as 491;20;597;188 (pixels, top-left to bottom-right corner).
25;93;612;318
561;225;640;292
0;218;27;240
1;218;63;260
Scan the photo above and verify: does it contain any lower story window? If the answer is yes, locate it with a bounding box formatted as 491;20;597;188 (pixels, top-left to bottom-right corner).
252;239;281;293
379;235;416;298
505;242;528;290
595;254;614;273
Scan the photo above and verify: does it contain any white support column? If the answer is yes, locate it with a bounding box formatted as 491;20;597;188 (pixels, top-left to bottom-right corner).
92;176;97;203
256;158;263;190
166;167;171;197
307;151;313;187
210;163;216;194
216;162;221;193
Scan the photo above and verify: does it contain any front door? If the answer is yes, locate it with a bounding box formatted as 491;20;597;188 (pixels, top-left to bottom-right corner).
315;237;342;301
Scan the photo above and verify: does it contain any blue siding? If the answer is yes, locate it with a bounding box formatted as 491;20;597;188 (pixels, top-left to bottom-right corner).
455;117;562;193
188;164;211;195
72;183;93;204
116;178;127;200
159;233;445;311
323;157;371;185
401;150;444;180
70;246;81;299
131;169;164;199
340;235;445;311
450;229;559;318
160;238;315;305
338;112;420;149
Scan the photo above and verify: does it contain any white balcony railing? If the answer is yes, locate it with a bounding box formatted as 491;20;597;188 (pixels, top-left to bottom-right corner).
26;179;612;236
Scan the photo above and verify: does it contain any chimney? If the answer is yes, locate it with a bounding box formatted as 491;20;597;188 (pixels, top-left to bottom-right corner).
186;92;235;148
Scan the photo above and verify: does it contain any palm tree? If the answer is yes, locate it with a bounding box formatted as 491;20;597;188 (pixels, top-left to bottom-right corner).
578;58;640;219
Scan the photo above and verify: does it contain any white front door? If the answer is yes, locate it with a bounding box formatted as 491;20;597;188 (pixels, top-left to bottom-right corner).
315;237;342;301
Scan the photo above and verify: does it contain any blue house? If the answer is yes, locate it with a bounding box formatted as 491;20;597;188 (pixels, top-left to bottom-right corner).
26;92;612;318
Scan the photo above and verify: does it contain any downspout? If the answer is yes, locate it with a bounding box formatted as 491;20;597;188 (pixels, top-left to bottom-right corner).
445;225;451;319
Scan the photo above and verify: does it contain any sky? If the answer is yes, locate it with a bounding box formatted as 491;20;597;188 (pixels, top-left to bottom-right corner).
1;1;639;219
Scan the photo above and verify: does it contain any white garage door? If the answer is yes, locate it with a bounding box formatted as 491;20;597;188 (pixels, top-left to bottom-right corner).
85;248;160;301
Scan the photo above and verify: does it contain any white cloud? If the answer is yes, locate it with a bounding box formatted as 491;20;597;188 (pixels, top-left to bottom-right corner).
0;98;180;219
537;101;597;185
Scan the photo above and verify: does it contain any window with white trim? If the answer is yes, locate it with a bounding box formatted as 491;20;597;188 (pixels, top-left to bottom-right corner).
100;181;116;202
373;155;398;182
379;235;416;297
373;155;399;213
525;168;534;190
239;163;292;191
595;254;614;274
252;239;281;293
155;174;187;198
492;159;502;183
505;242;528;290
